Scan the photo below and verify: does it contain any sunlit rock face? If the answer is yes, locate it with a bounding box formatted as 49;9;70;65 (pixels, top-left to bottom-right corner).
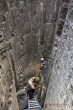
0;1;18;110
44;0;73;110
0;27;19;110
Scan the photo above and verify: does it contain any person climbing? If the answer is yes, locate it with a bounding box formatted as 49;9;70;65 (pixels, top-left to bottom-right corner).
27;77;41;99
40;57;47;70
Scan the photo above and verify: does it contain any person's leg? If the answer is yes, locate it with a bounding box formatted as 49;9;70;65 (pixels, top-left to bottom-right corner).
40;65;44;70
31;89;35;93
27;90;34;99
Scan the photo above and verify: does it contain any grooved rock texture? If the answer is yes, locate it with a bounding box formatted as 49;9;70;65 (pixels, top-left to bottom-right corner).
0;1;19;110
44;0;73;110
0;0;60;92
1;0;72;110
0;34;19;110
0;0;60;109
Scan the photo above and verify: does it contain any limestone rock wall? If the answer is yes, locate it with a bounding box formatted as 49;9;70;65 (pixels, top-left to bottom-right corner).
0;0;60;91
0;28;19;110
2;0;40;90
0;1;19;110
1;0;71;109
44;0;73;110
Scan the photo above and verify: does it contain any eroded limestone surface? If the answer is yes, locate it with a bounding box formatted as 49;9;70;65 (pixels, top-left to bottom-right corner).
0;0;72;110
44;0;73;110
0;0;62;109
0;33;19;109
0;0;60;93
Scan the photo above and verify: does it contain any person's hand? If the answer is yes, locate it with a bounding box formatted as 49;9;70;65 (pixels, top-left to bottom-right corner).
38;85;41;87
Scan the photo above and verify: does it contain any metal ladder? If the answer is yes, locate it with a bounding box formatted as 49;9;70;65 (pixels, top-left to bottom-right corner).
28;97;42;110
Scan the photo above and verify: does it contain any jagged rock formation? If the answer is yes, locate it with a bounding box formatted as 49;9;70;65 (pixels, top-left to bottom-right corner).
0;0;59;109
0;0;60;92
44;0;73;110
0;32;18;109
0;0;73;110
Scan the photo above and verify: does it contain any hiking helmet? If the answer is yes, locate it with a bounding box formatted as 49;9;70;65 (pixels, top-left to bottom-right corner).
40;57;44;61
35;77;40;82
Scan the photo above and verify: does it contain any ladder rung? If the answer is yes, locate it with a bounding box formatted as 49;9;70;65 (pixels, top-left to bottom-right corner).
28;97;42;110
29;100;38;102
29;103;39;105
29;104;40;107
30;106;40;109
29;102;39;106
29;102;38;104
